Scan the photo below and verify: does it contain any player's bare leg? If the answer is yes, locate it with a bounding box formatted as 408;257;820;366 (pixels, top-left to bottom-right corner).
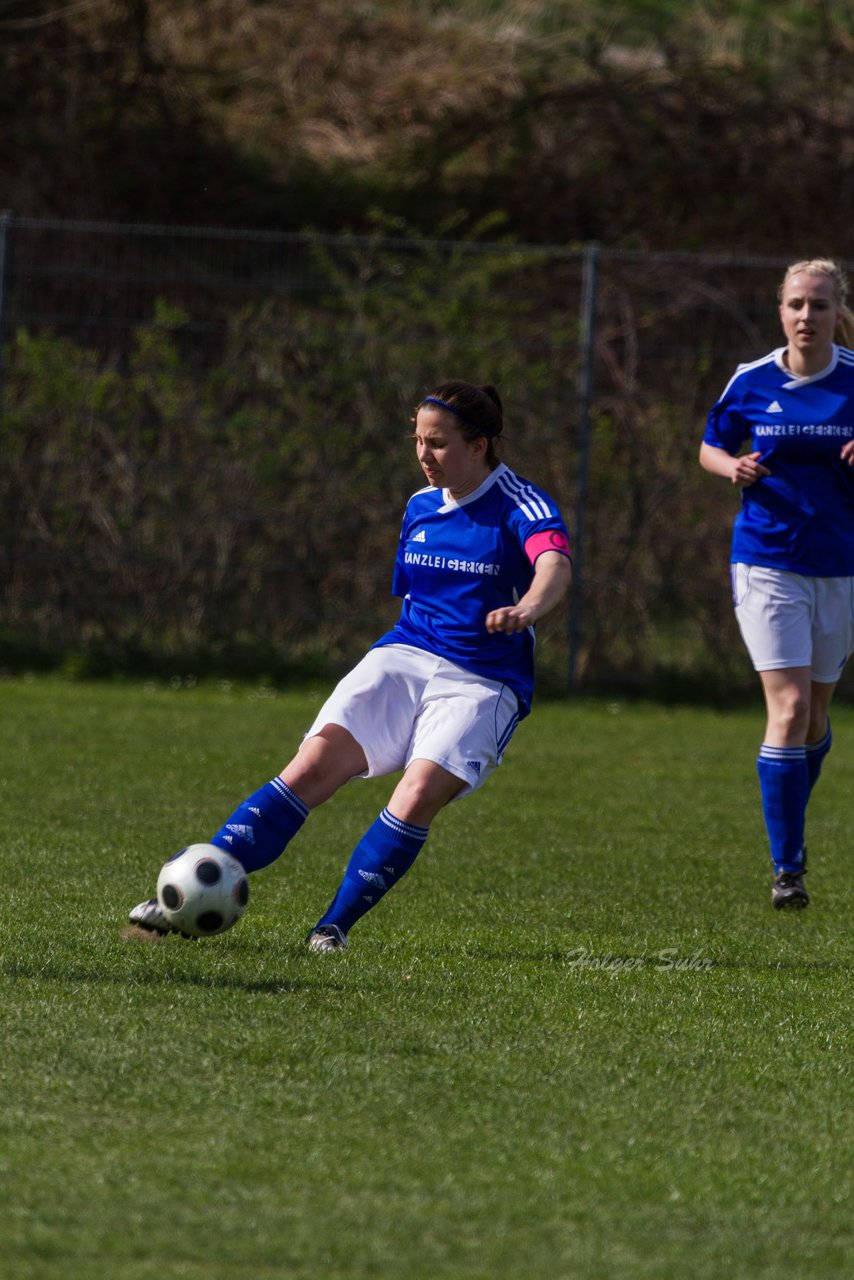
385;758;466;826
806;679;836;746
279;724;368;807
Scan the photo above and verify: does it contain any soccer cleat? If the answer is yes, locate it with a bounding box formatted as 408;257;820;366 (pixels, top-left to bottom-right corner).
128;897;177;935
771;870;809;910
305;923;347;952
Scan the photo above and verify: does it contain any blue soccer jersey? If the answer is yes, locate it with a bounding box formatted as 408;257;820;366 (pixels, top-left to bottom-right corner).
704;345;854;575
372;463;571;715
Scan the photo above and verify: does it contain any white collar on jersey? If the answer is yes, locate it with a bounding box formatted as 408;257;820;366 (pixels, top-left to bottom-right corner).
437;462;509;513
774;343;840;389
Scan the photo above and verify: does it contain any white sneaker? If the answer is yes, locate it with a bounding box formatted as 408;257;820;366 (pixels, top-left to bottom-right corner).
128;897;176;935
305;923;347;952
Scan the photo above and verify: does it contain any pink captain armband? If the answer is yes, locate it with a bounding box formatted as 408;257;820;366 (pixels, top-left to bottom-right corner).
524;529;572;565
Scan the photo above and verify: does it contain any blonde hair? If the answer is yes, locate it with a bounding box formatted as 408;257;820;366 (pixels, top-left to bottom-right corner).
779;257;854;348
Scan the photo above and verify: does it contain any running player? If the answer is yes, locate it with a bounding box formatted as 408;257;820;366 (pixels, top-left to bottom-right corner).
700;259;854;908
129;381;572;949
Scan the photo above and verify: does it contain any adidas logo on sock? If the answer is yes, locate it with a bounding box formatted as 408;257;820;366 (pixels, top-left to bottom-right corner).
226;823;255;844
359;869;388;890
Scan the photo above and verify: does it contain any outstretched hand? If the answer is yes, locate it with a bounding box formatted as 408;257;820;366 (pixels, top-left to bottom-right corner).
842;440;854;466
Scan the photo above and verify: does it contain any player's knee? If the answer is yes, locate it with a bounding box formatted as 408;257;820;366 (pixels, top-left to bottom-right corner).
390;775;432;821
391;767;463;825
281;751;323;801
771;688;810;736
280;729;362;807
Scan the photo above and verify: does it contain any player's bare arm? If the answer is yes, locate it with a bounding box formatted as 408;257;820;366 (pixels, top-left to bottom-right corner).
485;550;572;634
699;441;770;486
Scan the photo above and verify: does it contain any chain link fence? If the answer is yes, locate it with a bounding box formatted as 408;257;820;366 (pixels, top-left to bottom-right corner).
0;215;839;697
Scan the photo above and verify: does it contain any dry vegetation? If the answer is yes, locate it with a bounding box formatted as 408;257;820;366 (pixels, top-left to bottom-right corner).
5;0;854;249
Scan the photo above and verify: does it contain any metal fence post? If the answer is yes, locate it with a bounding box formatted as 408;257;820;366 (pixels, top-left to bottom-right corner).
568;240;599;691
0;210;11;417
0;209;13;417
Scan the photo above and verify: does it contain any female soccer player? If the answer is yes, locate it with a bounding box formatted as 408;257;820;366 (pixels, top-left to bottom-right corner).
130;381;572;949
700;259;854;908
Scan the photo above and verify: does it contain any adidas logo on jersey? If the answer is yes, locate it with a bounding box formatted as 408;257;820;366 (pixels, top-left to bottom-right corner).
412;529;427;542
766;400;783;413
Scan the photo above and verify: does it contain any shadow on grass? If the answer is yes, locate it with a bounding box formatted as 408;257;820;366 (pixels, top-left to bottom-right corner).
0;958;349;995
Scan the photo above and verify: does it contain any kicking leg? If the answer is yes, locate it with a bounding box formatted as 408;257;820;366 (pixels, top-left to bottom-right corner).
129;725;367;933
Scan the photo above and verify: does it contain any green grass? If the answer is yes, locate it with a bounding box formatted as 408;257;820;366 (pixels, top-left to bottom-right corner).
1;676;852;1279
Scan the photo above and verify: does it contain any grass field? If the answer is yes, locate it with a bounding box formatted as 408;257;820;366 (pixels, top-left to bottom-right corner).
1;675;852;1279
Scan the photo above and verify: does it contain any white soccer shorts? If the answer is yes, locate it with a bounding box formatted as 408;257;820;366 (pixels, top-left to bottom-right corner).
732;563;854;682
304;643;521;795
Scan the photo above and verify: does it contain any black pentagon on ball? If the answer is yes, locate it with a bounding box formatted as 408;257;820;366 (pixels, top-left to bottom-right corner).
196;910;225;933
236;878;249;907
161;883;182;909
196;858;223;886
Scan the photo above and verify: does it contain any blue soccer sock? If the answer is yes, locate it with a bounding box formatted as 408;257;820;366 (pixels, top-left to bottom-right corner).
316;808;429;936
210;777;309;873
805;718;832;794
756;745;809;875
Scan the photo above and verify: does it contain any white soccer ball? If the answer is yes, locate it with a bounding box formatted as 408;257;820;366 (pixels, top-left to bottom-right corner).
156;843;249;937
